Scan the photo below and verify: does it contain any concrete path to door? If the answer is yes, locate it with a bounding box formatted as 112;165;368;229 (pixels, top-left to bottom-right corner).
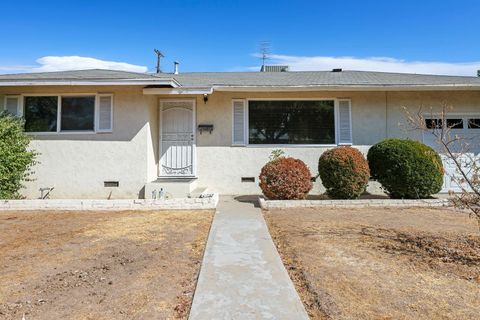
189;196;309;320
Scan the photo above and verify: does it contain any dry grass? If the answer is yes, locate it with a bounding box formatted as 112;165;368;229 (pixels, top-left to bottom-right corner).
265;206;480;320
0;209;213;320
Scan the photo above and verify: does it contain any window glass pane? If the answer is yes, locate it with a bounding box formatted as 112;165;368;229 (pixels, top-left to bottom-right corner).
468;118;480;129
61;96;95;131
425;118;442;129
24;96;58;132
446;118;463;129
248;100;335;144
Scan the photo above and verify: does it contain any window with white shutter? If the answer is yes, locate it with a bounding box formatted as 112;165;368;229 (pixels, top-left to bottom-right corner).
337;99;352;145
4;96;21;116
232;99;247;145
97;94;113;132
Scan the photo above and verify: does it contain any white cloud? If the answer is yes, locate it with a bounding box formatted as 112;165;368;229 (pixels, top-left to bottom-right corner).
0;56;148;73
258;54;480;76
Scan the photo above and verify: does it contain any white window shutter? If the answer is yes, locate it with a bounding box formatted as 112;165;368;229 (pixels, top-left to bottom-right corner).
232;99;247;145
97;94;113;132
4;96;21;116
338;99;352;145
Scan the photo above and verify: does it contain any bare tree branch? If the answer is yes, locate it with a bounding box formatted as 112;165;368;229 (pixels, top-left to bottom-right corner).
402;102;480;228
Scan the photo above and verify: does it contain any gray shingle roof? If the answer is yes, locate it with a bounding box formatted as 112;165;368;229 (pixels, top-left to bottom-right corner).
0;69;159;81
1;69;480;88
168;71;480;87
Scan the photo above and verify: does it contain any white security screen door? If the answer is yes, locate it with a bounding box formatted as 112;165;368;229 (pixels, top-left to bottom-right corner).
160;100;195;177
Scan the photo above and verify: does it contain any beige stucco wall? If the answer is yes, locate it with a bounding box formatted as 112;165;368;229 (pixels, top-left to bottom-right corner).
385;91;480;139
0;86;156;199
2;86;479;198
184;91;386;194
188;90;479;194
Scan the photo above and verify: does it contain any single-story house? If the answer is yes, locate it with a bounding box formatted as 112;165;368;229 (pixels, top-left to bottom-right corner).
1;68;479;199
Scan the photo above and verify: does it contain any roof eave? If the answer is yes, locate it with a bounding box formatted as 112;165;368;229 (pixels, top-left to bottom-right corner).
0;78;180;87
144;84;480;95
212;84;480;92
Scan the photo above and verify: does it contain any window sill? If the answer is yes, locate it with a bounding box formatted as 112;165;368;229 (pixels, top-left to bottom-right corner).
244;144;339;148
26;131;98;135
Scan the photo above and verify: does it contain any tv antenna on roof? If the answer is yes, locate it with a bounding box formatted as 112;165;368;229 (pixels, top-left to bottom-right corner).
259;41;271;72
154;49;164;73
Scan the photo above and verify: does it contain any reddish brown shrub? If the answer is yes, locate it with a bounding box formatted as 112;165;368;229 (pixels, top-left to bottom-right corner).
318;146;370;199
259;157;313;200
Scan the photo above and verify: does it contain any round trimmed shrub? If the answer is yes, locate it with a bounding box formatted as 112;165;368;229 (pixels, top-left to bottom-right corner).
259;157;312;200
318;147;370;199
367;138;443;199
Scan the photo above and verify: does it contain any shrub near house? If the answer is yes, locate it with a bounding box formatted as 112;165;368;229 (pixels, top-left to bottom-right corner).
0;113;37;199
318;146;370;199
367;138;443;199
259;153;312;200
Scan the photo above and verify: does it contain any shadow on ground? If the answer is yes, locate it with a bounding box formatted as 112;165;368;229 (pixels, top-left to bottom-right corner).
234;195;261;208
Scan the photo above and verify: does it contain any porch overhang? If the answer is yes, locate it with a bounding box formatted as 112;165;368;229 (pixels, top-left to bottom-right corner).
143;87;214;95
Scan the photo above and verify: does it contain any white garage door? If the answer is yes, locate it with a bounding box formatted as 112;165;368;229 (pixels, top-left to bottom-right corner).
423;115;480;193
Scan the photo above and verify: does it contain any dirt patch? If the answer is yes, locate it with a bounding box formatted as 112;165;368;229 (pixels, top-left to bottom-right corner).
264;207;480;320
0;209;213;320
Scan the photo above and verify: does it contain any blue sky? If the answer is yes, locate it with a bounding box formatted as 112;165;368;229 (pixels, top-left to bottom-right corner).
1;0;479;75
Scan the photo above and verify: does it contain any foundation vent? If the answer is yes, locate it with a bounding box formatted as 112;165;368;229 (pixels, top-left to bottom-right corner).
104;181;119;187
241;177;255;183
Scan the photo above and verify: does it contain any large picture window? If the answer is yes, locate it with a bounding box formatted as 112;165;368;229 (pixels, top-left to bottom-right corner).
22;94;113;133
248;100;335;144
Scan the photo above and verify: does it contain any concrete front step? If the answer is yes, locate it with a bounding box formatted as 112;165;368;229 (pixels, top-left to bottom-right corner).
144;178;210;199
190;187;209;198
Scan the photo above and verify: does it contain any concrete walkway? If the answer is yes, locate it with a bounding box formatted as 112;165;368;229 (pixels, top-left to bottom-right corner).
189;197;309;320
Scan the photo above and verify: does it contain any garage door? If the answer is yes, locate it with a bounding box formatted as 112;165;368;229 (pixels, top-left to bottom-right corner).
423;115;480;193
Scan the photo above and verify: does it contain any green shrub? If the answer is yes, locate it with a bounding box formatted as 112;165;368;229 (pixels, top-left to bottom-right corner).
0;113;37;199
367;138;443;199
259;156;312;200
318;146;370;199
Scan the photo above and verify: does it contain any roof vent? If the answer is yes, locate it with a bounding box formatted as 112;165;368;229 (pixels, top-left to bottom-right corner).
477;70;480;77
332;68;343;72
174;61;179;75
260;65;289;72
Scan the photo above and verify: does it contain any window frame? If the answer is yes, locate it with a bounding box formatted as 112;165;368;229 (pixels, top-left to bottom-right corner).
245;98;341;147
21;93;111;135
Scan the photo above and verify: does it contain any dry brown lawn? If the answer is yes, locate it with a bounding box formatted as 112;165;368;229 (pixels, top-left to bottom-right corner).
0;209;213;320
264;207;480;320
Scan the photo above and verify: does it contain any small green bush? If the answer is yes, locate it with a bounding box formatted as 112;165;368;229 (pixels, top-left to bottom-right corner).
367;138;443;199
0;113;37;199
318;146;370;199
259;156;312;200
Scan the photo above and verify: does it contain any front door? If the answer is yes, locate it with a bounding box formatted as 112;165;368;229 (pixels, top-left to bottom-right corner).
160;100;195;177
